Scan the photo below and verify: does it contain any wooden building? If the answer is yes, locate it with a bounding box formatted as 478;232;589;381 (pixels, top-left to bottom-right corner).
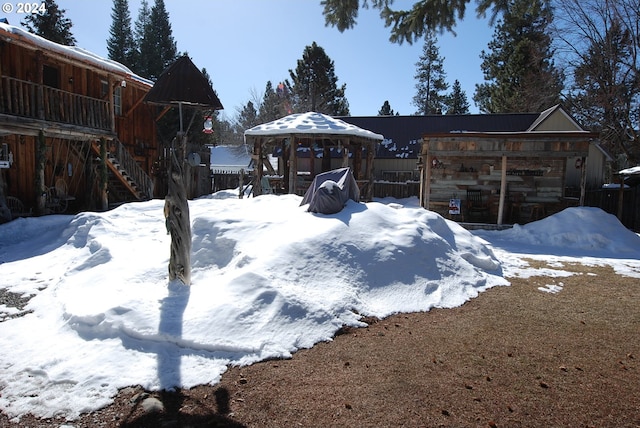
0;22;158;219
341;106;605;224
419;106;598;224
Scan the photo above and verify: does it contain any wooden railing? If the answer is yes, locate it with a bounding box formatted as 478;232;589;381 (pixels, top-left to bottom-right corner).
107;138;154;200
0;76;111;131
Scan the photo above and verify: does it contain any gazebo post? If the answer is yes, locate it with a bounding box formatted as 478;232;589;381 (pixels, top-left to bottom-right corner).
365;143;375;201
342;138;350;167
289;134;297;194
255;138;264;197
353;143;362;179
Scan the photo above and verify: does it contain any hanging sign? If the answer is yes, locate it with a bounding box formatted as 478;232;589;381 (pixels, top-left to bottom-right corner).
449;198;461;215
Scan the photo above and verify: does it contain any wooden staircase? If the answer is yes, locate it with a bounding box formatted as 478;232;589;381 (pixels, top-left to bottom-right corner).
91;139;154;204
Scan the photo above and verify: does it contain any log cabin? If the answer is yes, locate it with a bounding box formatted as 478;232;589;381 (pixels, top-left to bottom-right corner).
0;21;159;218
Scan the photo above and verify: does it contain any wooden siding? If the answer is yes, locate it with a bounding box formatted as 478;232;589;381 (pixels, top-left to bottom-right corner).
421;133;595;223
0;29;159;214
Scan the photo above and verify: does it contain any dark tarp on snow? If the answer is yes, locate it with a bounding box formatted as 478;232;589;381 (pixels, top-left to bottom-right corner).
300;167;360;214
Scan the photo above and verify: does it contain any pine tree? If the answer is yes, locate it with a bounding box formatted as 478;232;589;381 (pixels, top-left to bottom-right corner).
21;0;76;45
412;31;448;115
288;42;350;116
237;101;259;130
257;81;288;123
444;80;470;114
132;0;151;77
107;0;136;69
473;0;563;113
378;100;397;116
133;0;178;80
148;0;178;79
322;0;507;45
234;101;259;139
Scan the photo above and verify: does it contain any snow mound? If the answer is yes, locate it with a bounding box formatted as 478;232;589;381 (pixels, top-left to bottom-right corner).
0;195;505;421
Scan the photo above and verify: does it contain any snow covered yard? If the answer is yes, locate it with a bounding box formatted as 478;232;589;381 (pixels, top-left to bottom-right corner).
0;192;639;422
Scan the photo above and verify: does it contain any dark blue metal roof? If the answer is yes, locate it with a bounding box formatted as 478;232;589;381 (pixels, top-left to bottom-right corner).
336;114;540;159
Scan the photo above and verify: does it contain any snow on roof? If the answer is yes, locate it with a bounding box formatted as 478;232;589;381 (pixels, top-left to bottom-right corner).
210;145;252;172
619;166;640;175
0;22;153;87
244;112;384;141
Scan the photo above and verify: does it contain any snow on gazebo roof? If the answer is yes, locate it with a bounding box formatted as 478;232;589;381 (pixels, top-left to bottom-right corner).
619;166;640;175
244;112;384;142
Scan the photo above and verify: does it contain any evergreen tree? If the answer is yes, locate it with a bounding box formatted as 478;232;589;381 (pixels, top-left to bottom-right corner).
444;80;470;114
132;0;151;77
148;0;178;79
258;81;290;123
107;0;136;69
473;0;563;113
322;0;507;45
288;42;350;116
378;100;397;116
133;0;178;80
224;100;259;145
237;101;259;131
21;0;76;45
412;31;448;115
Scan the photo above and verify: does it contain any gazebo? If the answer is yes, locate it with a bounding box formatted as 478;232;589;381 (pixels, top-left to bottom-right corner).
244;112;383;200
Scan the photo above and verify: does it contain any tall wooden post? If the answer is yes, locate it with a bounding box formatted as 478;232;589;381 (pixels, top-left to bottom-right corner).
579;157;587;206
423;152;432;210
35;130;46;215
497;155;507;225
165;132;191;285
617;174;625;221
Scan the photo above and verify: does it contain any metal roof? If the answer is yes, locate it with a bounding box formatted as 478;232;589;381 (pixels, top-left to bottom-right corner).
337;113;541;159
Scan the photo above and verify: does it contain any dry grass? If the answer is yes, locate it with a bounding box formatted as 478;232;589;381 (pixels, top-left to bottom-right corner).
2;262;639;427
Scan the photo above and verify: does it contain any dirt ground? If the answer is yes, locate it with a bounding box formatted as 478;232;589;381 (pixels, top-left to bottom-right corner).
1;262;639;427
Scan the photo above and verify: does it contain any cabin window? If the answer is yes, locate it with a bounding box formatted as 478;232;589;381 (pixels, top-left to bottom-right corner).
43;65;59;88
114;86;122;116
101;80;109;99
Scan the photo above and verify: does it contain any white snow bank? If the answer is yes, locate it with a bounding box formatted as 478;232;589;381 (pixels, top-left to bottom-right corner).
0;194;504;421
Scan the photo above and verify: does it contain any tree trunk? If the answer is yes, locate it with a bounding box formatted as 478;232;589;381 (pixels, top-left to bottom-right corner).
165;135;191;285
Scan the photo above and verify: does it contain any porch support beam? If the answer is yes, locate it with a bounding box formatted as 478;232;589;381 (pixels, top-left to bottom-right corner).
497;155;507;225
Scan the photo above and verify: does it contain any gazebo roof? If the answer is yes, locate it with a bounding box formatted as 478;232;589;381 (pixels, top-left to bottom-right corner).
244;112;384;143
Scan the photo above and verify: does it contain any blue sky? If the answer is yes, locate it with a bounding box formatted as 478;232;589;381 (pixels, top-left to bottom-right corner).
10;1;495;117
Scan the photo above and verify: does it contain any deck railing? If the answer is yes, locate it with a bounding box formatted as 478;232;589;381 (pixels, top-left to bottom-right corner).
0;76;111;131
